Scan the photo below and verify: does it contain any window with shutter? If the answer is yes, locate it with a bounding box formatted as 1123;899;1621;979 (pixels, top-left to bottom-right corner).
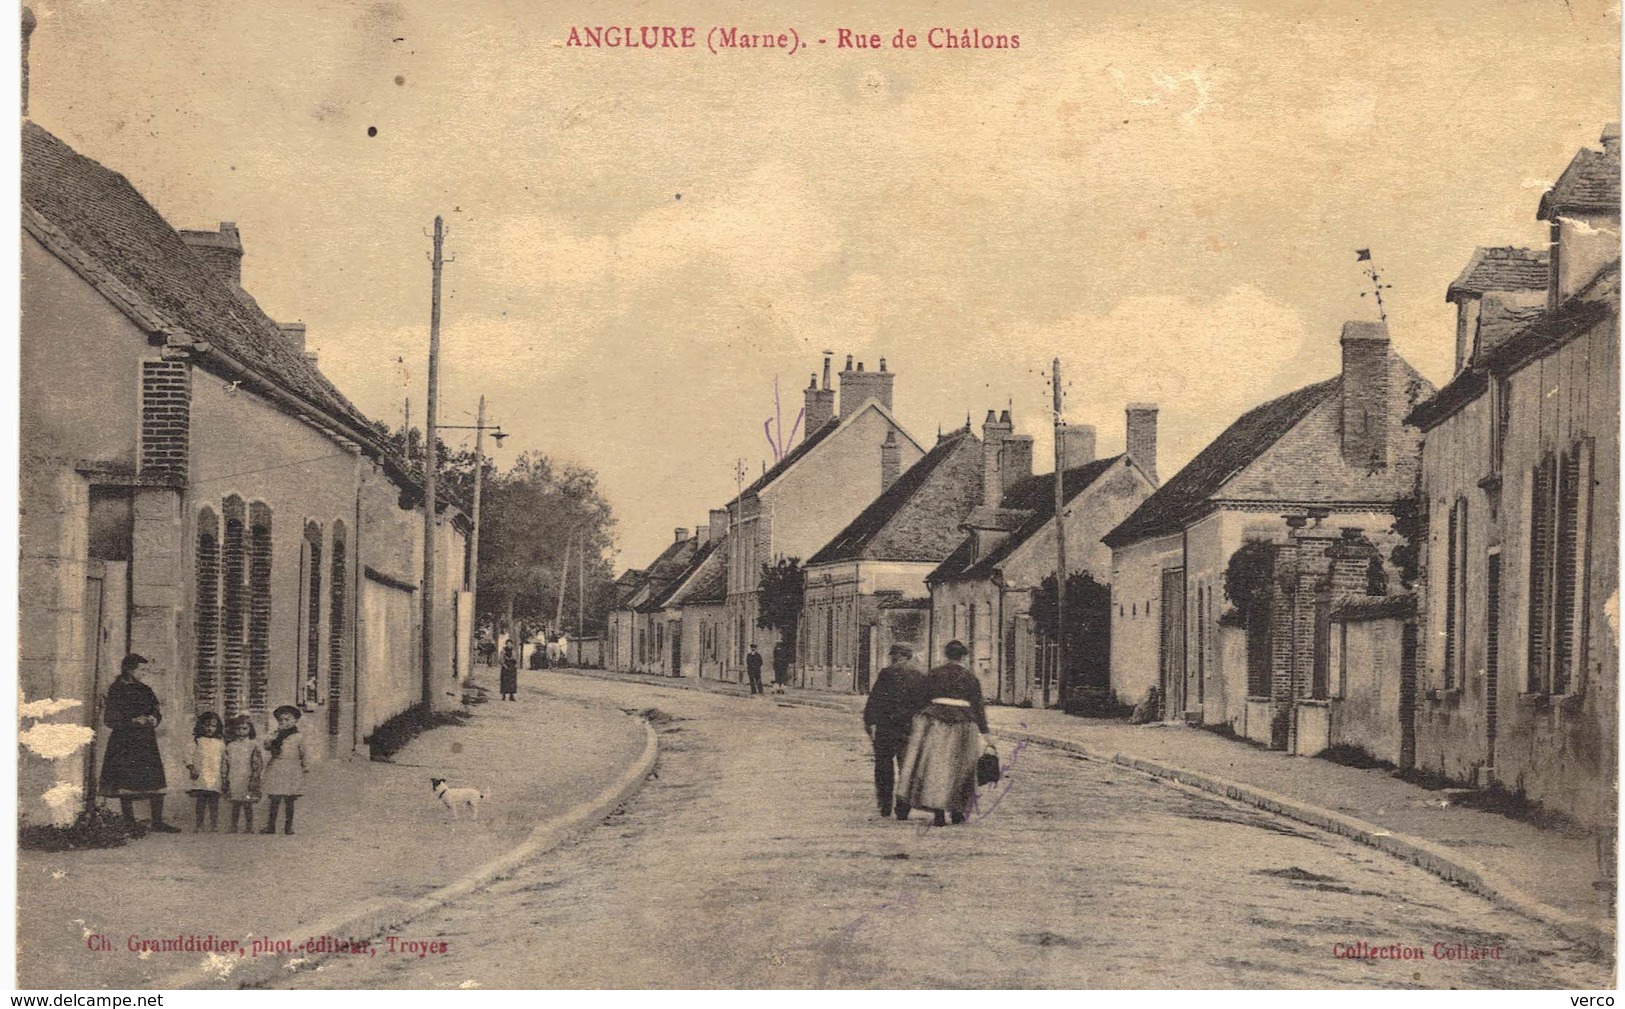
328;521;347;734
1527;454;1558;693
221;496;247;718
1444;498;1459;690
194;508;220;714
247;503;273;717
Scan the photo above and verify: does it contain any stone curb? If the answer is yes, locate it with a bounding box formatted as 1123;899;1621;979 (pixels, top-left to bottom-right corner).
996;727;1615;957
158;708;661;990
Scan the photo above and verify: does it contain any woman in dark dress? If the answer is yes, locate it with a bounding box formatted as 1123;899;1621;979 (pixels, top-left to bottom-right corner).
100;653;179;832
897;640;993;826
499;640;519;701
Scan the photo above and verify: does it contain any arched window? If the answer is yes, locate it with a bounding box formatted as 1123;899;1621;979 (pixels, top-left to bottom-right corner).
329;520;347;735
221;496;247;718
194;507;221;713
247;502;273;717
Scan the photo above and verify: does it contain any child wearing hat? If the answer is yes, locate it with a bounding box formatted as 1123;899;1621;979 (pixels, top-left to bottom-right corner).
221;713;264;832
261;705;308;835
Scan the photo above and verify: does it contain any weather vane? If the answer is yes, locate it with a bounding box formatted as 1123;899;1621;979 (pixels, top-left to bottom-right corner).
1356;248;1393;323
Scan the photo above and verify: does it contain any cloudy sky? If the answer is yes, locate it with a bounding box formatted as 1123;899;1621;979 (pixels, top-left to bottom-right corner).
26;0;1619;568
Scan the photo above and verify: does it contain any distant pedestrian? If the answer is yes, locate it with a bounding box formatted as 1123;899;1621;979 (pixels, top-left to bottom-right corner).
499;640;519;701
897;640;992;827
746;644;765;695
261;705;307;835
186;711;226;832
221;714;263;833
863;643;926;820
99;653;179;832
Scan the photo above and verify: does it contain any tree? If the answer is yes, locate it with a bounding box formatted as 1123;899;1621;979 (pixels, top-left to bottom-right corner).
1388;482;1425;591
756;557;805;648
1029;571;1113;696
1221;539;1276;628
474;451;617;636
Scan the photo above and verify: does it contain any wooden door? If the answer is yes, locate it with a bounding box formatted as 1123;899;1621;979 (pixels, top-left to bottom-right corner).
1159;568;1185;718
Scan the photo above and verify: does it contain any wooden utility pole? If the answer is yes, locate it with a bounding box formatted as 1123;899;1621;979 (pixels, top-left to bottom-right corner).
421;215;445;707
466;394;486;593
577;529;586;636
1052;356;1067;711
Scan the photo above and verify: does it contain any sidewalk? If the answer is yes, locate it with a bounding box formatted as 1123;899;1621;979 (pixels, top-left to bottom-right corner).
17;669;649;989
555;665;1614;952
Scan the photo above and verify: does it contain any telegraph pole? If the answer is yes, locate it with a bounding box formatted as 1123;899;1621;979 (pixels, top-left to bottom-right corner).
1052;356;1068;711
421;215;445;707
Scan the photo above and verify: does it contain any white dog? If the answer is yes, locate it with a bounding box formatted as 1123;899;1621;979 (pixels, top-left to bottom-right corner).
430;777;486;820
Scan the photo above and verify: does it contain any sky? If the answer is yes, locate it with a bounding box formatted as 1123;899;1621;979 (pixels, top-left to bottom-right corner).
24;0;1621;570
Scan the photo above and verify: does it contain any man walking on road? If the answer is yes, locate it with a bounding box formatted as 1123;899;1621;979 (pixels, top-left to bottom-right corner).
746;643;765;695
863;643;926;820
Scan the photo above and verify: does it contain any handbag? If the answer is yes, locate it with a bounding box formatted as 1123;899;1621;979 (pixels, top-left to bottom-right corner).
976;745;1001;786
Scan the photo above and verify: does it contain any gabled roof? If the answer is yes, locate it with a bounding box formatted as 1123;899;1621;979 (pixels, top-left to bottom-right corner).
726;401;921;507
629;536;702;611
1103;379;1341;548
1474;295;1548;359
21;122;384;455
1446;247;1550;302
806;429;980;566
930;455;1127;583
1538;142;1621;220
643;538;719;611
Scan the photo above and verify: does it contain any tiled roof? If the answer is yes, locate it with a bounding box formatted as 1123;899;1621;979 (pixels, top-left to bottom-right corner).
630;536;702;610
930;455;1127;582
1539;144;1621;220
21;122;386;455
653;539;727;609
1407;262;1619;432
806;429;981;565
1446;247;1550;302
1103;379;1341;547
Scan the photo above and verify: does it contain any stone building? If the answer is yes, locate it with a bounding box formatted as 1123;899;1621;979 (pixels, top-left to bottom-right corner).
722;355;923;681
606;527;700;673
928;410;1157;705
1104;326;1434;729
798;425;985;692
20;121;470;825
1405;127;1619;835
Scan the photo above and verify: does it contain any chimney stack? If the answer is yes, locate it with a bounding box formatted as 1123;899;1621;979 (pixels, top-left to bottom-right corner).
981;408;1013;506
1603;123;1621;158
880;430;901;491
838;355;896;418
674;527;689;544
22;7;35;118
1001;434;1033;491
179;222;245;289
803;370;835;436
709;508;729;543
1339;321;1391;469
1059;424;1096;469
278;322;307;354
694;523;711;545
1126;404;1159;484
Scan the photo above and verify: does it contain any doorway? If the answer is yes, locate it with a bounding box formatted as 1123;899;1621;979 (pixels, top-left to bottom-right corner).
1159;568;1185;718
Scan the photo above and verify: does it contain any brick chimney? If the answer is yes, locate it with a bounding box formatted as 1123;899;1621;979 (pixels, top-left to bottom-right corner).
673;527;689;544
803;352;835;435
709;508;729;543
880;430;901;491
22;7;35;118
1126;404;1159;484
1059;424;1096;469
1339;321;1390;469
981;409;1013;506
838;355;895;417
1001;434;1033;491
179;222;244;289
1603;122;1621;158
278;322;307;354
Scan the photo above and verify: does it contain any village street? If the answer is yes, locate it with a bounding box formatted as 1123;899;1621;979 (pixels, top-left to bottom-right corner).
284;671;1610;990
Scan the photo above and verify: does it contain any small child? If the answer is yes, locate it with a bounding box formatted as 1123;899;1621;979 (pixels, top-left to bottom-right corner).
261;705;307;835
221;713;263;833
186;711;226;832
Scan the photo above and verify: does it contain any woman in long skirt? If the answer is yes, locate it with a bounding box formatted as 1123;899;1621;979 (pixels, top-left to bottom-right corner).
897;640;991;826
